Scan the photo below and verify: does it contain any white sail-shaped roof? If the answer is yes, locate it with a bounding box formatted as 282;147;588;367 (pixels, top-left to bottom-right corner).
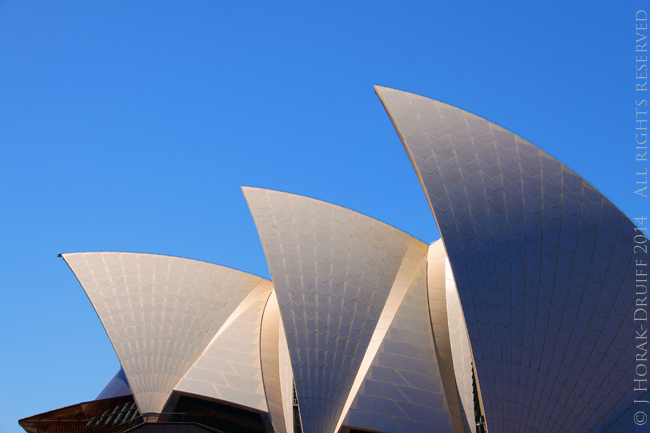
376;85;643;433
174;279;273;411
243;187;459;433
63;252;267;414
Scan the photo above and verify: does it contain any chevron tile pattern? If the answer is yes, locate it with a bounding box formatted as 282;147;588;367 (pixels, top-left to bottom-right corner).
28;87;647;433
243;187;425;433
342;250;455;433
175;280;273;411
62;252;265;414
376;86;641;433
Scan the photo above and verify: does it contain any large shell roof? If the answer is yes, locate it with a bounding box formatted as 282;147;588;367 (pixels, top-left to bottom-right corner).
376;85;643;433
49;86;647;433
63;252;268;414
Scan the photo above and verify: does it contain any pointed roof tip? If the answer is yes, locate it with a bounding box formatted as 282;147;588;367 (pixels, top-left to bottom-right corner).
374;85;417;105
374;85;393;94
241;185;261;194
243;187;429;244
241;185;262;199
375;85;434;102
241;186;270;206
374;85;415;94
241;185;265;191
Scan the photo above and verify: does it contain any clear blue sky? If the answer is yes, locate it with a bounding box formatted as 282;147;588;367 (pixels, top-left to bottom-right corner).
1;1;646;431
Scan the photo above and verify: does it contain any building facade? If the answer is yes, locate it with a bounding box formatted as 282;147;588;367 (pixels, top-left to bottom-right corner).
20;87;645;433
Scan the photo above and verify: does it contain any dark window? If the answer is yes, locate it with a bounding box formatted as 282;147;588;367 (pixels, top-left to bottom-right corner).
172;395;267;433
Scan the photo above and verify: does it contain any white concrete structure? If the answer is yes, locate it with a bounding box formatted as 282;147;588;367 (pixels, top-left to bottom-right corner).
23;86;643;433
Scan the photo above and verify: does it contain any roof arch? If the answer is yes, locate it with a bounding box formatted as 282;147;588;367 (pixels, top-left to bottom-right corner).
242;187;458;433
62;252;269;415
376;86;643;433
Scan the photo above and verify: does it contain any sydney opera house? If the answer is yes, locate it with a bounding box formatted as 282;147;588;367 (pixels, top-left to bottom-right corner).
20;87;645;433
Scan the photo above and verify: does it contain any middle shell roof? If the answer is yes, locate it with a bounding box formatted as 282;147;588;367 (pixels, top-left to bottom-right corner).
243;187;465;433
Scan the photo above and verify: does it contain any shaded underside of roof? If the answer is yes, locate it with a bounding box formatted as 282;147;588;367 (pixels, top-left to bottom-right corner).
97;368;132;400
19;395;139;433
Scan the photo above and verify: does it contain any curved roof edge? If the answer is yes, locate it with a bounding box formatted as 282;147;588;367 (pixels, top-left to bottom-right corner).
243;186;460;433
374;84;636;227
62;252;270;415
241;186;429;245
376;85;644;433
